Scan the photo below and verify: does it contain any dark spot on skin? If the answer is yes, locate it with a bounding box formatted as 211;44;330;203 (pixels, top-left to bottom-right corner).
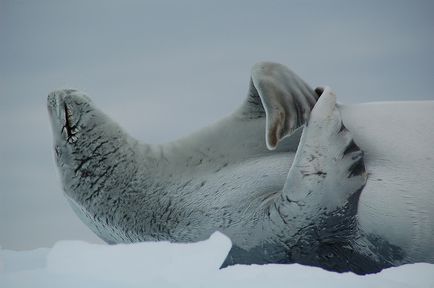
200;181;206;187
180;180;192;189
74;156;93;174
314;171;327;177
348;158;365;178
54;145;62;160
314;87;324;98
351;152;363;160
300;170;327;178
343;140;359;156
81;170;92;177
215;163;229;173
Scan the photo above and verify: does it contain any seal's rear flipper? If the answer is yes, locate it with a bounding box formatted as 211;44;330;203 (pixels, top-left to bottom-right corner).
271;87;367;223
239;62;319;150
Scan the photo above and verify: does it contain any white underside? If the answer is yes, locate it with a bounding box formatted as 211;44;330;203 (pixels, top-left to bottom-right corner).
339;101;434;262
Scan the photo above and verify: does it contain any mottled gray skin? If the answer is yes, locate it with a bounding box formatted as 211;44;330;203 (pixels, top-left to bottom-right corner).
48;63;434;275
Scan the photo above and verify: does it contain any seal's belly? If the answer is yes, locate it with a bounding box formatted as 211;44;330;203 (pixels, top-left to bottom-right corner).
340;102;434;262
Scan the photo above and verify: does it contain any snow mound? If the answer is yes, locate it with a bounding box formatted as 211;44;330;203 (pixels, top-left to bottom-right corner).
1;232;433;288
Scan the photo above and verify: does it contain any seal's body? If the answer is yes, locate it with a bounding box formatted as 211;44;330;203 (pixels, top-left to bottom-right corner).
341;102;434;265
48;63;434;274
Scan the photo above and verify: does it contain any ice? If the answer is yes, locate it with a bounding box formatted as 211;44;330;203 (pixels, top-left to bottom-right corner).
1;232;433;288
47;232;231;285
0;248;49;273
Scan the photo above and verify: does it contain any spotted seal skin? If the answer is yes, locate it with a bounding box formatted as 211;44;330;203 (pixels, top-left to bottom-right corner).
48;62;434;274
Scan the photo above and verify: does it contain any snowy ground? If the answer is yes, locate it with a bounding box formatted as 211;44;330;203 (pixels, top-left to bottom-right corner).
1;232;433;288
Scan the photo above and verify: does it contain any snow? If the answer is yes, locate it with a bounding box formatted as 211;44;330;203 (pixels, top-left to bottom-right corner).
1;232;433;288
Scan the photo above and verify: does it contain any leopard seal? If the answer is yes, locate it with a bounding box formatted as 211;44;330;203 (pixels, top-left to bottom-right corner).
47;62;434;274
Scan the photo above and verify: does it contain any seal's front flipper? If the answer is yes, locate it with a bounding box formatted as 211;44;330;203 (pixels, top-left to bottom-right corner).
274;87;367;217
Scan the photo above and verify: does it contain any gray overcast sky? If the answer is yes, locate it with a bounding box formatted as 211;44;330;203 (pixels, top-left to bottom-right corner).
0;0;433;250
